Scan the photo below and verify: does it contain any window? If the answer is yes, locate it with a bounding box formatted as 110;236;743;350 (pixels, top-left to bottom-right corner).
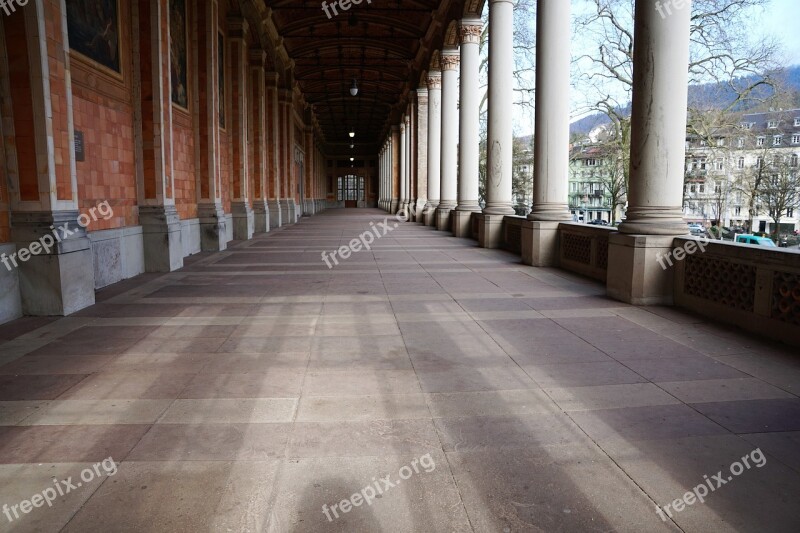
738;157;745;169
789;208;795;217
792;154;799;167
793;134;800;145
735;206;741;216
757;157;764;168
699;158;707;170
699;184;705;193
757;136;765;146
794;118;800;127
585;158;599;167
699;139;707;147
716;138;725;147
337;175;364;202
741;122;753;130
690;184;696;193
715;159;724;170
715;183;721;194
774;135;783;146
768;120;779;128
737;137;745;148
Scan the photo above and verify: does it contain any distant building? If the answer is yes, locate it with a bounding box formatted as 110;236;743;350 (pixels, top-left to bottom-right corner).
684;109;800;234
568;143;617;223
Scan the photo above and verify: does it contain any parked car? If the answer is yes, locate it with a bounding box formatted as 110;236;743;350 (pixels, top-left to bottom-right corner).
687;223;706;236
588;219;609;226
734;234;777;247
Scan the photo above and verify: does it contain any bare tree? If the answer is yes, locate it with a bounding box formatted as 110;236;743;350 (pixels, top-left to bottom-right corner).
574;0;779;186
758;158;800;239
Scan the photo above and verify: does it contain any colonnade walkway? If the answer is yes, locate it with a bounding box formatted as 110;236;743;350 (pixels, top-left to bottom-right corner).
0;209;799;532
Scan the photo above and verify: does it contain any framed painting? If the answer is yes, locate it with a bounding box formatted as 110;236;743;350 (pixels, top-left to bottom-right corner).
218;32;225;129
66;0;121;75
170;0;189;109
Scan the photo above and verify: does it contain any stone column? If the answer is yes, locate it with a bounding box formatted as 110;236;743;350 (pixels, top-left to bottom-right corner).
479;0;516;247
136;0;183;272
197;0;227;251
399;119;407;215
228;17;254;241
415;86;429;223
303;125;314;215
453;19;483;237
278;90;293;224
266;73;282;228
435;48;459;231
608;0;692;304
407;106;415;219
4;0;94;315
425;70;442;226
390;126;400;213
522;0;573;264
249;49;270;233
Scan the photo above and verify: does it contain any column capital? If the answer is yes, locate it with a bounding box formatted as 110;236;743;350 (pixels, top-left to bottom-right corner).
459;19;483;45
426;71;442;89
441;49;460;71
227;16;249;40
416;87;429;105
249;48;267;67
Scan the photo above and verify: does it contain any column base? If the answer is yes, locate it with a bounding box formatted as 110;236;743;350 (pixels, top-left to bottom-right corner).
477;213;506;249
607;233;678;305
231;201;255;241
521;220;560;266
288;199;298;223
139;205;184;272
268;200;282;228
435;206;453;232
452;210;476;238
10;211;95;316
424;202;439;227
414;200;427;223
390;199;399;214
253;201;270;234
0;243;22;324
280;199;292;225
198;203;228;252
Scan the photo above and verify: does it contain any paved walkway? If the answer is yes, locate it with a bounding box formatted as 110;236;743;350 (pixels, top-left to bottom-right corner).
0;209;799;532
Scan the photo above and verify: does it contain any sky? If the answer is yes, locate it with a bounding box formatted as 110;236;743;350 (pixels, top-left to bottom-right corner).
756;0;800;65
510;0;800;135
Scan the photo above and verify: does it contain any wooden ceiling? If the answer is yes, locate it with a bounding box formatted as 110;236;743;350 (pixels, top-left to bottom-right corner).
264;0;482;156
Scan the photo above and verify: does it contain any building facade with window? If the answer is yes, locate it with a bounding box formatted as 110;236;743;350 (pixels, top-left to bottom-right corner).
684;109;800;234
567;144;618;223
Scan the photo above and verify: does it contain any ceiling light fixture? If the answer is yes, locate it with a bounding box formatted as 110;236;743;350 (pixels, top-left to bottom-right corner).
349;130;355;138
350;78;359;96
350;157;354;162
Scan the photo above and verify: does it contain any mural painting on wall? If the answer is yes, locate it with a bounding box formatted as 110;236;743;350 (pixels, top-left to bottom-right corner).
170;0;188;108
218;33;225;128
66;0;121;74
